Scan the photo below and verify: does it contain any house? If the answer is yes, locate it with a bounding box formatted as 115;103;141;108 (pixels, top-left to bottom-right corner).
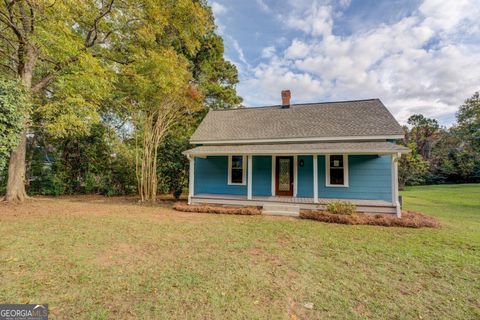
183;90;410;217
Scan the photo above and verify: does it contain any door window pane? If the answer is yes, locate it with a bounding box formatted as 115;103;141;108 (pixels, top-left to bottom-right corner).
278;158;291;191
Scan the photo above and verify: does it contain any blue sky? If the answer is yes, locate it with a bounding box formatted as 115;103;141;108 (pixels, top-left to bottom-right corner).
210;0;480;125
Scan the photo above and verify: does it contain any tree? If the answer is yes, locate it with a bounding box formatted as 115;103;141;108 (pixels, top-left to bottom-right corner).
128;51;202;202
0;0;119;201
456;92;480;153
0;77;28;173
0;1;241;201
406;114;440;160
112;0;209;202
398;142;429;188
191;31;242;110
157;132;190;199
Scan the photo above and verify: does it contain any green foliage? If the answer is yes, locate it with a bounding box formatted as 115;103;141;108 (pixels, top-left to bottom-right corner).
456;92;480;152
37;53;115;138
326;201;356;215
0;77;29;171
157;134;190;199
27;124;136;196
406;114;440;159
1;0;241;198
191;32;243;110
400;97;480;186
399;142;429;187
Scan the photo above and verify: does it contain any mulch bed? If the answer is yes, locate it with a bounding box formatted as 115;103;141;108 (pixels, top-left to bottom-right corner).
173;202;440;228
300;210;440;228
173;202;262;215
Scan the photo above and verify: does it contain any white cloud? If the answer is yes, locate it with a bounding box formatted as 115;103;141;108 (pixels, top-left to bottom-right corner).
419;0;473;32
285;3;333;37
236;0;480;125
261;46;276;59
338;0;351;9
211;2;227;15
256;0;270;12
285;39;310;59
239;59;329;106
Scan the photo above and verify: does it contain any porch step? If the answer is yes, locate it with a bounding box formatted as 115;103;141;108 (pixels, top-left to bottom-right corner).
262;204;300;217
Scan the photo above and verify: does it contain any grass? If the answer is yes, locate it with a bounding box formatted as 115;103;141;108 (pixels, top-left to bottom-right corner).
0;184;479;319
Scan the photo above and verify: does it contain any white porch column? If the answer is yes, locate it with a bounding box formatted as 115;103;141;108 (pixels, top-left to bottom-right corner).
293;155;298;197
392;153;401;218
188;156;195;205
271;155;275;196
247;155;253;200
313;154;318;203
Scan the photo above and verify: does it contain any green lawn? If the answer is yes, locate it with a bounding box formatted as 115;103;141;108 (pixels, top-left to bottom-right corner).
0;184;479;319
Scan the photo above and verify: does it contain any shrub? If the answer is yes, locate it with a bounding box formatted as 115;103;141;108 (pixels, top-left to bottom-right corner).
326;201;356;215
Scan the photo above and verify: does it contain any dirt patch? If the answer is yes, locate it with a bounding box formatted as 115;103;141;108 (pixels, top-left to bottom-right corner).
173;202;261;215
300;210;440;228
0;196;205;224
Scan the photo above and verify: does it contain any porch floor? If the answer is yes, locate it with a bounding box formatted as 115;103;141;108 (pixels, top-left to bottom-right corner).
191;193;397;214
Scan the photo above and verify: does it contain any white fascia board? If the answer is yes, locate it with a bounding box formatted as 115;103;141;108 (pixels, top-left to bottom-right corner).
190;135;405;145
186;150;410;157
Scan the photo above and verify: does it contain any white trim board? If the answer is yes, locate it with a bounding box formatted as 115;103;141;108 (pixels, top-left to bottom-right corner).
191;135;404;145
247;155;253;200
185;150;410;157
188;156;194;205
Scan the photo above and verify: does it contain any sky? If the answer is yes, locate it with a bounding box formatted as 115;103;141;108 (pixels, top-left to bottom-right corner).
209;0;480;126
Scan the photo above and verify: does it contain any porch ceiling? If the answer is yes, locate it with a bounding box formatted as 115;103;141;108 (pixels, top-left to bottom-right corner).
183;141;410;156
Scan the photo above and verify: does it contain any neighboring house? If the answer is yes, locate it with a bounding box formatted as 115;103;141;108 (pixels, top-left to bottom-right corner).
183;90;410;217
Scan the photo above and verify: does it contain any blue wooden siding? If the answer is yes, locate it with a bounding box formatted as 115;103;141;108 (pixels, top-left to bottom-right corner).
194;154;392;202
194;156;247;195
317;155;392;201
297;155;314;197
252;156;272;196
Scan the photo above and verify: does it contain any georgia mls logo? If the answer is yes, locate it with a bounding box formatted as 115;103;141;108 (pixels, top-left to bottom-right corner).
0;304;48;320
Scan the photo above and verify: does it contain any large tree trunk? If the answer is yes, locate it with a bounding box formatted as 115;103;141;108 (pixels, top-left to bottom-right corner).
5;131;28;202
4;45;36;202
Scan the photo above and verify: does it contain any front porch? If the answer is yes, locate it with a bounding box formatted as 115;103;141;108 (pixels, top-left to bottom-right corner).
184;142;410;217
191;193;397;214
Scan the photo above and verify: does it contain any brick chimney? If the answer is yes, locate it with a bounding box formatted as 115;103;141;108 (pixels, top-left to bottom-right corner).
281;90;291;108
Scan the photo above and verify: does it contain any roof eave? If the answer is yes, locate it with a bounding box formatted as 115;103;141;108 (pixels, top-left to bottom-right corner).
183;148;411;157
190;134;405;145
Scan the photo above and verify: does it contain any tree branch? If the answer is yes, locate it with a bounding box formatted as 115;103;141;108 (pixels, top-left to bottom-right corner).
0;0;23;40
0;61;16;73
85;0;114;48
31;55;80;93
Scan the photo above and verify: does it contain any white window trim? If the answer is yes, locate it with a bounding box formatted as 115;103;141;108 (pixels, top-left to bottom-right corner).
228;155;246;185
325;154;349;187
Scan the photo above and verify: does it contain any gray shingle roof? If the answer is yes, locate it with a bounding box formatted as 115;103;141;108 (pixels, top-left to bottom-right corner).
190;99;404;143
184;141;410;156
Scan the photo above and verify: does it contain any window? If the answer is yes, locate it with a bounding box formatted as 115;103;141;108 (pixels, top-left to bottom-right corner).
228;155;246;185
326;154;348;187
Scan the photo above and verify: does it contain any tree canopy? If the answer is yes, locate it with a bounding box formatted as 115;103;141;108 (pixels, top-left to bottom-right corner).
0;0;241;201
399;92;480;187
